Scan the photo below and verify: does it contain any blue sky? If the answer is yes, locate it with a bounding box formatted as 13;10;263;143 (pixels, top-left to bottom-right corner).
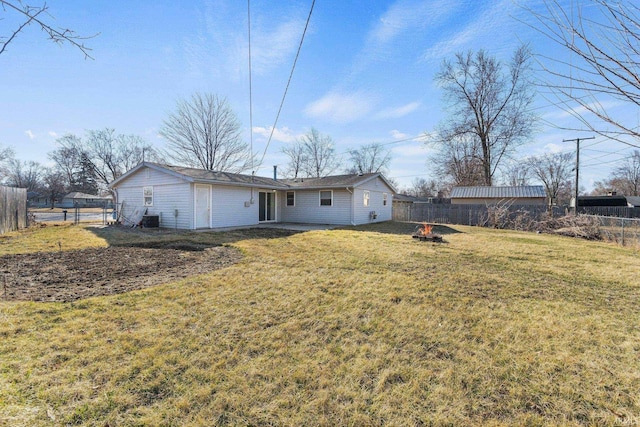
1;0;636;191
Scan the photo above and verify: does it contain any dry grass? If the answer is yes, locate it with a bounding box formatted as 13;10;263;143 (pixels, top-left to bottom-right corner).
1;222;639;426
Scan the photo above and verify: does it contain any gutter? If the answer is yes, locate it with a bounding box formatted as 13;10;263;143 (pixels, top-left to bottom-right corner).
345;187;356;226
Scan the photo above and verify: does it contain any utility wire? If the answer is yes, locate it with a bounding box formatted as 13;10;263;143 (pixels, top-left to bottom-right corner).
247;0;254;175
257;0;315;169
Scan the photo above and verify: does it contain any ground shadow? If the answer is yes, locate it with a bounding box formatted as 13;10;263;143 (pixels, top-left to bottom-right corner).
338;221;463;237
87;225;304;249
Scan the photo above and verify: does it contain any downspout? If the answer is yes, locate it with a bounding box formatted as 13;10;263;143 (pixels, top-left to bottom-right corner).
345;187;356;226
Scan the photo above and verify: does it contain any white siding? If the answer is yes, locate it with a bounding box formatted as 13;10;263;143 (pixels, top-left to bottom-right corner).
114;168;192;229
280;189;353;225
352;177;394;224
211;185;260;228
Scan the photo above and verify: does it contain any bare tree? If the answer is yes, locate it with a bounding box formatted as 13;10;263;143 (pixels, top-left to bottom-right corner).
281;142;306;179
527;152;574;207
41;168;66;208
49;134;84;188
299;128;340;178
432;46;536;185
526;0;640;146
0;145;14;181
85;129;161;185
160;93;252;173
592;150;640;196
611;150;640;196
0;0;96;58
408;177;437;198
431;134;486;186
346;143;391;175
51;129;160;189
4;158;42;191
501;161;532;186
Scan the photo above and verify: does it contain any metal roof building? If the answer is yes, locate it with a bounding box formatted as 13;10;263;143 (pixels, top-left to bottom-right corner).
450;186;547;205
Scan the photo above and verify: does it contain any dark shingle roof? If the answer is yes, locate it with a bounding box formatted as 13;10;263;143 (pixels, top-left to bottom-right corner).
111;163;396;193
451;186;546;199
160;164;287;188
626;196;640;207
281;173;379;188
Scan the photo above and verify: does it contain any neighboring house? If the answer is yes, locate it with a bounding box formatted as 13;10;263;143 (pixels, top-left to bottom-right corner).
450;186;547;205
60;192;113;208
27;191;51;207
109;162;396;229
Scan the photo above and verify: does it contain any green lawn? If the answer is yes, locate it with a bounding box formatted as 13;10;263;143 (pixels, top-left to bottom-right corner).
1;222;638;426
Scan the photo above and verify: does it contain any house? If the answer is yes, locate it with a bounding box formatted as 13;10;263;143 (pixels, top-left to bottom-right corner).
27;191;52;208
450;186;547;205
108;162;396;229
60;192;114;208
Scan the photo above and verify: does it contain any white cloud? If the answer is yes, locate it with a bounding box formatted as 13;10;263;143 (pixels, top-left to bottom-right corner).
48;131;58;138
376;101;421;119
250;19;306;75
253;126;298;143
187;3;306;81
421;0;517;61
390;129;409;139
25;130;35;140
304;91;377;123
370;0;455;45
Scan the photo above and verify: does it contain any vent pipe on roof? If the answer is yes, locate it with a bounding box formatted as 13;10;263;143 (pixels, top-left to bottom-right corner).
273;165;277;181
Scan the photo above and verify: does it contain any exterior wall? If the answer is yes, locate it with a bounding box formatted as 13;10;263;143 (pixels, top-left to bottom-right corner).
352;177;393;224
114;167;193;229
451;197;547;205
280;188;353;225
211;185;260;228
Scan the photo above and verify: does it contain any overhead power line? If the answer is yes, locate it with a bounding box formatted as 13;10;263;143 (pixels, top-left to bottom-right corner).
257;0;316;169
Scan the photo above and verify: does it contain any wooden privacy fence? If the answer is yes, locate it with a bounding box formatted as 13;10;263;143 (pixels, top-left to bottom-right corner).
0;185;27;234
393;203;566;225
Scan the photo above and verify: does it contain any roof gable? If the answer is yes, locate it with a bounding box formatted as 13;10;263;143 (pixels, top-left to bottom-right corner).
451;186;547;199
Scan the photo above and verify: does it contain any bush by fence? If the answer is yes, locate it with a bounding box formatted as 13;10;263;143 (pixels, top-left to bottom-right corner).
1;185;27;234
393;202;640;247
393;203;566;226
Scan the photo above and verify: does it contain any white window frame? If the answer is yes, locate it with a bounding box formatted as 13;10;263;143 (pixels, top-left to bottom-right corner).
286;191;295;207
383;193;388;206
363;190;370;207
319;190;333;206
143;186;153;207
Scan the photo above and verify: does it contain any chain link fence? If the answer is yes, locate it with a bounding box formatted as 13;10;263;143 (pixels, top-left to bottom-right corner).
588;215;640;248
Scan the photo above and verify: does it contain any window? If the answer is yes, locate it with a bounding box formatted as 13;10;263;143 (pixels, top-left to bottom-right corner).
286;191;295;207
383;193;388;206
320;190;332;206
143;186;153;206
363;190;370;207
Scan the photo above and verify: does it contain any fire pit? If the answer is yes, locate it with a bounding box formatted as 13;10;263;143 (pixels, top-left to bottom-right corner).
412;223;443;242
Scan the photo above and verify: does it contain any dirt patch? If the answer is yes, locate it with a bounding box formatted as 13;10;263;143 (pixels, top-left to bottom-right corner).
0;245;243;302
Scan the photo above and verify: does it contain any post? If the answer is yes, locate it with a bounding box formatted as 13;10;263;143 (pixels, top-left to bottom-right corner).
563;136;595;215
575;138;580;216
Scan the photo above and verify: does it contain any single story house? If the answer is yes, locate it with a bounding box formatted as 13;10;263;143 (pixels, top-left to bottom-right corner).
450;186;547;205
60;192;113;208
108;162;396;229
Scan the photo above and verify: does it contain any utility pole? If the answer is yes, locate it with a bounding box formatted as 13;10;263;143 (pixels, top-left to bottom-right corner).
563;136;594;215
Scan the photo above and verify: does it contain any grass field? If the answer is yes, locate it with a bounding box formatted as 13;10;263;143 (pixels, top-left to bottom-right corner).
1;222;639;426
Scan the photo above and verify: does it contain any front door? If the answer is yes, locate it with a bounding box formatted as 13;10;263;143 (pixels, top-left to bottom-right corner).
259;191;275;222
195;185;210;228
